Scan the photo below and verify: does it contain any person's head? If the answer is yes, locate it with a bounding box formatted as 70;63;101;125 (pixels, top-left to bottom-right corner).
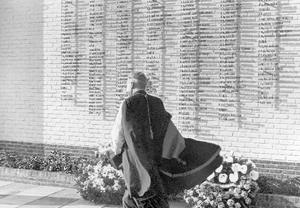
126;71;148;95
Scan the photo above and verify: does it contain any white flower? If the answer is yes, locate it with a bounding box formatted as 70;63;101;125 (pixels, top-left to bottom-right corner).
234;202;242;208
249;170;259;180
204;198;211;203
216;194;223;202
233;152;242;159
225;156;234;163
229;172;239;183
241;190;248;198
218;202;225;208
243;183;251;190
234;192;242;199
185;196;193;204
207;172;215;181
245;197;252;205
112;182;121;191
192;196;198;203
231;163;241;172
108;173;115;179
216;165;223;173
227;199;235;207
210;201;217;207
196;199;203;206
218;173;228;183
234;187;241;194
240;165;248;174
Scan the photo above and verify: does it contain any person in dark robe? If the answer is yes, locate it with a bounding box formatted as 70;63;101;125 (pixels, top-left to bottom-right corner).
111;71;174;208
110;71;223;208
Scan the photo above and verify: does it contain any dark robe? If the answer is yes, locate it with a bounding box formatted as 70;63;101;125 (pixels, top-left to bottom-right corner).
121;90;171;207
112;90;223;207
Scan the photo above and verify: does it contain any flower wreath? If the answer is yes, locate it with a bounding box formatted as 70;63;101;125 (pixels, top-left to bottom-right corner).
184;151;260;208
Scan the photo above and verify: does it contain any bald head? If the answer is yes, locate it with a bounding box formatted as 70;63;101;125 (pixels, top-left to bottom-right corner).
128;71;148;90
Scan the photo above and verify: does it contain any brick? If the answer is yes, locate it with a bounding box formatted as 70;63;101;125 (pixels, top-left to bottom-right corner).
272;155;286;161
255;153;273;160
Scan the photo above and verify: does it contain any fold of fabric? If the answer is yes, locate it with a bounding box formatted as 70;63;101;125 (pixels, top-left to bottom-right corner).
160;138;223;195
122;120;152;197
111;118;223;196
162;120;186;160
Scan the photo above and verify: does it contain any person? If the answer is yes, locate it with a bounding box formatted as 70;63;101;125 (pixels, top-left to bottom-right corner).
110;71;223;208
110;71;172;208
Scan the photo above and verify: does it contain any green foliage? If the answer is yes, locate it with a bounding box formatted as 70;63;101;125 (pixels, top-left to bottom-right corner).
257;175;300;197
0;149;97;174
0;150;25;168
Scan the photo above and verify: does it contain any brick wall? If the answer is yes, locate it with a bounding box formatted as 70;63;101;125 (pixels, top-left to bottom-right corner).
0;0;44;144
42;1;111;149
0;0;300;177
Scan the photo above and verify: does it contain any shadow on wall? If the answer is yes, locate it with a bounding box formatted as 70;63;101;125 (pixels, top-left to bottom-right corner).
0;0;44;146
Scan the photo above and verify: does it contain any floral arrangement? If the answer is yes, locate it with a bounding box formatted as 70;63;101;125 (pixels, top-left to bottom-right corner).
184;151;260;208
74;147;126;205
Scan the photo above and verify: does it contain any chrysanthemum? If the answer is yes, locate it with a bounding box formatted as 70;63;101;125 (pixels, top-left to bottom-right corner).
249;170;259;180
218;173;228;183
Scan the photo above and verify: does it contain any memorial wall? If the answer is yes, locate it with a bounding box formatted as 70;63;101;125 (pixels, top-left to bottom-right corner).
1;0;300;169
59;0;300;150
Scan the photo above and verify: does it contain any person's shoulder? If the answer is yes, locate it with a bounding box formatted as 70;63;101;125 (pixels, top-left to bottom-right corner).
125;93;143;101
147;94;162;101
118;99;127;109
147;94;164;105
125;93;144;106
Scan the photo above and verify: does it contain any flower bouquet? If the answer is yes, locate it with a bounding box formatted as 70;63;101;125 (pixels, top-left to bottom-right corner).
183;151;259;208
75;147;126;205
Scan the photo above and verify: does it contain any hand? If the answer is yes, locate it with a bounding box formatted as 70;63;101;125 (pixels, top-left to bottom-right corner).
106;148;115;159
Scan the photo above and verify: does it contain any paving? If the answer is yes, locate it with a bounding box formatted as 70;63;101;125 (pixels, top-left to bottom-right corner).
0;180;188;208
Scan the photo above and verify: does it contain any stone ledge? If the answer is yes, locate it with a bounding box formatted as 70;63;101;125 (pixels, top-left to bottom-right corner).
0;167;75;188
